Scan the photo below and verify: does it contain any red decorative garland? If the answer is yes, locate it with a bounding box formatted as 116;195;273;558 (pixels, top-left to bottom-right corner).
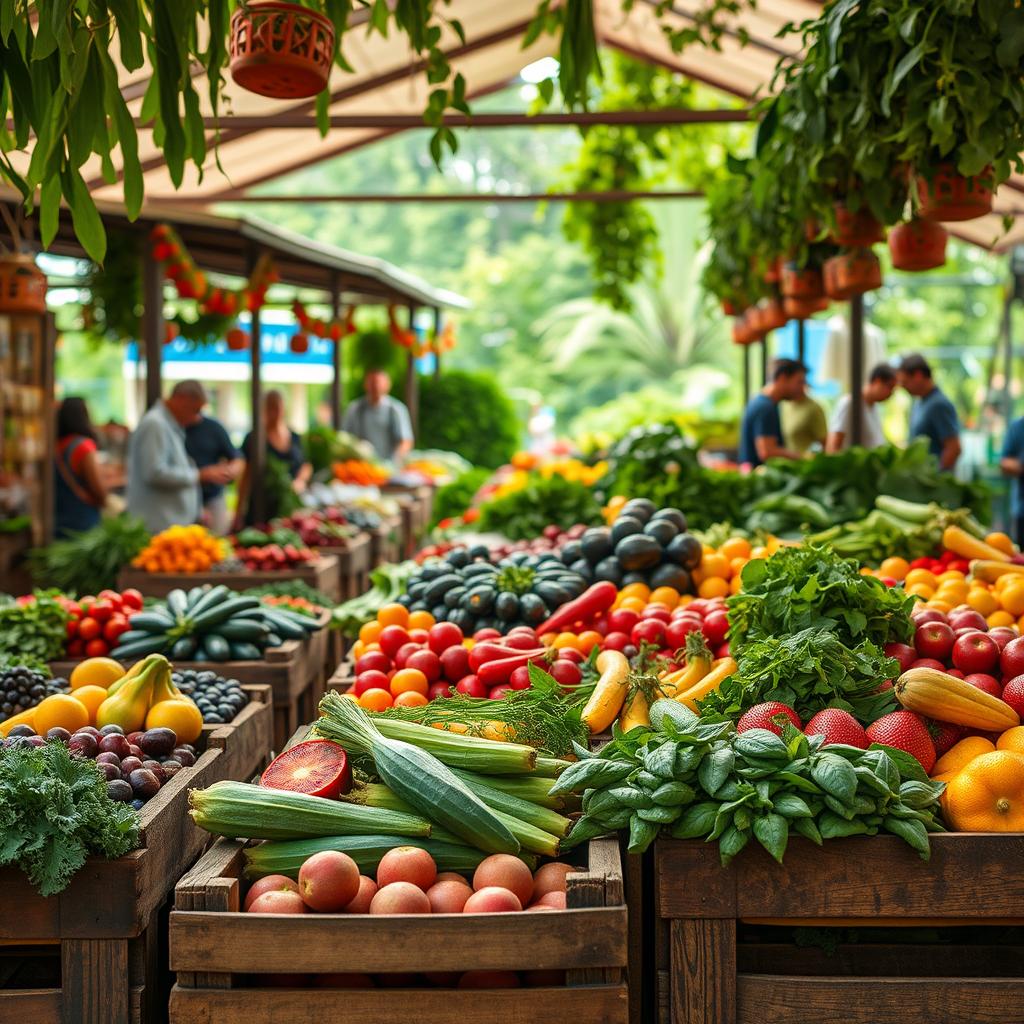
292;299;357;343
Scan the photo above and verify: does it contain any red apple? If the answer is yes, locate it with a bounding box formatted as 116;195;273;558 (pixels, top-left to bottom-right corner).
948;609;989;633
1000;674;1024;717
964;673;1002;697
1001;637;1024;680
952;632;1000;674
911;658;947;671
914;621;955;661
911;609;947;626
989;626;1019;651
946;668;965;679
884;643;917;673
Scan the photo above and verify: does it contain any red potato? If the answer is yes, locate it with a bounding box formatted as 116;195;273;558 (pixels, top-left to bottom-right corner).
436;871;468;884
342;876;378;914
369;882;431;915
247;890;307;914
426;880;474;914
463;886;522;914
472;854;534;907
244;875;299;911
531;862;577;903
376;847;437;890
298;851;361;912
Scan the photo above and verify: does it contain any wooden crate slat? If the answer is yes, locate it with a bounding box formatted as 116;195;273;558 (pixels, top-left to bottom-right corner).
61;937;129;1024
0;988;62;1018
736;975;1024;1024
170;983;630;1024
670;919;735;1024
169;906;627;974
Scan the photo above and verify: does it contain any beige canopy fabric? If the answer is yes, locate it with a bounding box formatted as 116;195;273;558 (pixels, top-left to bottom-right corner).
9;0;1022;251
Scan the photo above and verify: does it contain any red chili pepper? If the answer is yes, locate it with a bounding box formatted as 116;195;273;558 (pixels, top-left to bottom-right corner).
469;641;546;674
535;581;618;637
477;649;549;688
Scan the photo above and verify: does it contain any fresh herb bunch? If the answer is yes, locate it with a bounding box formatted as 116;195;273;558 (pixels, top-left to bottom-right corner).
332;562;417;635
698;629;898;725
478;474;602;541
0;592;70;671
555;701;944;865
242;580;336;608
727;545;915;651
30;516;150;595
0;741;140;895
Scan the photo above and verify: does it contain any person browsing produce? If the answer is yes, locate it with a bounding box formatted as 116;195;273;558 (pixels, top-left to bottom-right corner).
738;359;807;467
1000;413;1024;549
126;381;233;533
826;362;897;453
342;369;414;463
897;352;961;470
780;378;828;455
185;410;243;535
54;397;109;538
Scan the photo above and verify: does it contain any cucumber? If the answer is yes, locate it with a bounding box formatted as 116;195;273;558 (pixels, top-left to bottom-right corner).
463;562;499;578
116;629;155;646
171;636;199;660
187;584;230;620
228;642;263;661
444;586;467;610
423;573;462;606
191;597;262;632
202;634;231;662
266;606;320;633
462;585;495;615
166;589;189;619
252;609;307;640
218;620;270;642
264;632;283;648
128;610;176;633
110;634;169;659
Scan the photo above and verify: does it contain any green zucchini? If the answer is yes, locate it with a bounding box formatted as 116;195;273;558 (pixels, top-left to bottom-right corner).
116;629;156;646
186;586;204;608
264;632;283;648
109;634;169;659
190;597;261;632
423;574;462;606
187;584;230;619
251;609;306;640
167;589;189;619
228;642;263;661
271;607;322;632
218;620;269;642
171;636;199;660
129;610;176;633
202;634;231;661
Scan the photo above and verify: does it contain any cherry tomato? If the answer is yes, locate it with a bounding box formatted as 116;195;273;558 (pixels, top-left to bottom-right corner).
66;619;80;639
77;617;101;642
556;647;586;664
472;628;502;643
98;589;123;608
408;628;430;645
354;670;391;696
393;642;422;670
121;589;144;611
90;599;115;623
488;685;514;699
64;600;83;619
103;616;130;643
549;660;582;688
84;638;109;658
665;618;701;649
455;674;487;698
607;608;640;634
508;665;532;690
631;619;666;647
641;606;672;624
66;638;84;657
428;682;453;701
701;610;730;647
601;631;631;652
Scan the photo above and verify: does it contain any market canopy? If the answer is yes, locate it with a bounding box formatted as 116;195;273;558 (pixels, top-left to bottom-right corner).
12;0;1018;254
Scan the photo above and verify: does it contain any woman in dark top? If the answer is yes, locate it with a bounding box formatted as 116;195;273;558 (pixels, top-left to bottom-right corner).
54;397;108;538
234;390;312;527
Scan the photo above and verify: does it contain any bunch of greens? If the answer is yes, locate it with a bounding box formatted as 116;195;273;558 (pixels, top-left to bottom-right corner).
261;458;302;521
699;629;898;725
557;701;944;865
478;474;602;541
432;467;491;528
30;516;150;595
0;742;140;895
0;593;70;670
242;579;336;609
304;427;377;474
727;545;915;651
332;562;417;635
234;526;303;548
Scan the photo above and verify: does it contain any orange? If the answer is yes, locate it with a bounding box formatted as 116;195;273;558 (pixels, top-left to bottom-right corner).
937;569;967;585
576;630;604;655
749;546;769;560
619;583;651;602
552;632;582;651
677;594;694;607
699;553;730;580
649;587;680;609
393;691;428;708
407;610;436;631
618;596;647;614
70;657;125;690
390;668;429;697
698;577;730;600
145;698;203;743
33;694;89;735
905;568;938;590
967;587;999;617
358;688;394;712
350;640;366;660
986;532;1015;556
944;750;1024;831
997;727;1024;754
377;603;410;629
905;582;935;600
719;537;751;561
71;685;110;725
729;557;748;578
927;599;952;614
538;633;557;647
935;580;969;604
359;620;383;645
999;581;1024;618
989;609;1017;629
933;736;995;777
730;574;744;595
879;556;910;581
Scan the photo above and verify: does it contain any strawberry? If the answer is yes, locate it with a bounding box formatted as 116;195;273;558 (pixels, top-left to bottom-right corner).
804;709;868;749
736;702;801;736
865;711;936;773
925;719;964;757
1000;674;1024;718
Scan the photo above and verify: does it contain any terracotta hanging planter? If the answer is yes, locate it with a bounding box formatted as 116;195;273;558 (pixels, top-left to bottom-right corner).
226;327;251;351
824;249;882;298
889;219;948;271
290;332;309;354
783;295;829;319
721;299;739;316
917;164;993;222
781;264;824;300
230;2;335;100
0;254;46;314
760;299;788;332
832;202;885;247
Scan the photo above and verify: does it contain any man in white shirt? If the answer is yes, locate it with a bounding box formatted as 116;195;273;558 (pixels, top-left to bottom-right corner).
341;370;414;462
826;363;897;452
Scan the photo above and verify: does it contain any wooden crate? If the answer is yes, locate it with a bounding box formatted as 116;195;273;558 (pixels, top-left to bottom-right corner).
325;656;354;697
653;833;1024;1024
117;554;343;603
0;736;232;1024
327;531;371;601
200;683;274;781
367;516;402;567
168;835;629;1023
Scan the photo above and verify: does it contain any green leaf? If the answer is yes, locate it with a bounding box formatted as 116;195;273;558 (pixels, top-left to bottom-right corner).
772;793;813;819
64;165;106;262
817;811;869;839
38;159;61;248
883;815;930;859
810;752;858;805
792;816;823;845
753;812;789;863
868;743;928;783
98;47;142;219
108;0;144;70
734;729;790;761
670;801;720;840
697;746;734;797
627;812;659;854
718;823;749;866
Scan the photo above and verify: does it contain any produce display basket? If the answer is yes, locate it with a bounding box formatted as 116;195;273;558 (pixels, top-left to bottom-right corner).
169;834;629;1023
0;734;233;1024
651;834;1024;1024
117;553;343;603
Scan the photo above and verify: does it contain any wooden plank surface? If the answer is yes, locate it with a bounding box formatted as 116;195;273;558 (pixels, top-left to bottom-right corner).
567;837;623;988
61;938;128;1024
657;835;1024;919
670;919;735;1024
170;906;627;974
736;976;1024;1024
0;988;62;1020
170;983;630;1024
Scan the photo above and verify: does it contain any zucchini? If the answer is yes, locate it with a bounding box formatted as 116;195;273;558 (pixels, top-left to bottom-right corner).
269;606;321;633
423;573;462;606
444;586;467;610
190;781;433;841
218;620;270;642
167;589;189;619
463;585;495;615
228;642;263;661
186;586;204;608
186;584;229;619
252;609;307;640
202;635;231;662
190;597;261;631
494;592;520;622
129;610;176;633
109;634;169;659
115;629;155;646
171;637;199;660
264;632;283;648
463;562;499;579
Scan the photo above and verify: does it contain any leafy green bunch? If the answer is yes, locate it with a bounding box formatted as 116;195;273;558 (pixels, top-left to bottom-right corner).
477;474;602;541
0;741;140;896
432;467;491;527
555;700;944;865
0;591;70;670
30;516;150;596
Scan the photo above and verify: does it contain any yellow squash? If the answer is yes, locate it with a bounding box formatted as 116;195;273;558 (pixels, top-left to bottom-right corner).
895;667;1019;731
581;650;630;733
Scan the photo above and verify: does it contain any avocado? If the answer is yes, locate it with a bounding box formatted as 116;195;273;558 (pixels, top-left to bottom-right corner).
650;507;688;532
614;534;662;571
621;498;656;523
644;518;679;547
610;516;644;545
648;563;692;592
580;526;613;564
593;556;625;585
666;533;703;571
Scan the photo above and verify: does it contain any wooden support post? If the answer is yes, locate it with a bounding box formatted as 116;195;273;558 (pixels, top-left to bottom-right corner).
329;271;343;429
248;247;266;525
796;318;806;365
433;306;442;378
141;249;164;410
761;335;770;388
849;294;865;446
405;305;419;437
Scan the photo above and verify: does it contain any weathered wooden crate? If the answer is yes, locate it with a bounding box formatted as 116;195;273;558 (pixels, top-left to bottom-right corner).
168;835;629;1023
325;655;354;697
199;683;274;781
327;531;371;601
0;736;232;1024
117;553;343;603
653;834;1024;1024
367;515;402;567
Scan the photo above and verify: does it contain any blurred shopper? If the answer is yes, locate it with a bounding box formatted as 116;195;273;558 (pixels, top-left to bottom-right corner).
235;390;312;527
186;410;243;535
739;359;808;467
781;383;828;455
54;397;108;538
897;353;961;469
126;381;232;533
1000;416;1024;549
342;368;414;462
826;363;898;453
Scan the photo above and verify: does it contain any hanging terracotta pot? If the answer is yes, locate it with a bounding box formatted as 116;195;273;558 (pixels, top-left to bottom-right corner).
290;332;309;354
832;202;885;247
230;2;335;99
721;299;738;316
731;318;752;345
783;295;829;319
781;263;824;300
226;327;250;351
0;254;46;314
889;219;948;271
761;299;788;332
917;164;993;222
824;249;882;298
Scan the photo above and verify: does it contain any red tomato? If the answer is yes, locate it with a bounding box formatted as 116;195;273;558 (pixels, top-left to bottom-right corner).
98;589;123;608
408;628;430;644
592;616;610;636
66;619;80;639
439;645;470;682
103;616;130;643
665;618;701;649
394;642;423;670
556;647;585;664
378;625;411;659
472;628;502;643
405;649;442;682
488;685;514;699
714;642;730;660
66;638;84;657
503;632;541;651
601;631;631;652
641;606;672;624
354;670;391;696
549;660;582;688
455;675;487;698
428;682;453;701
685;599;711;617
508;665;532;690
90;599;115;623
355;651;392;675
631;619;666;647
607;608;639;634
428;622;464;654
701;610;729;647
77;617;102;642
64;600;83;619
121;588;144;611
84;638;109;658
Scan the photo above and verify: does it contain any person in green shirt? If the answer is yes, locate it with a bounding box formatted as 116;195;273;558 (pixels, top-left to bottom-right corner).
779;362;828;454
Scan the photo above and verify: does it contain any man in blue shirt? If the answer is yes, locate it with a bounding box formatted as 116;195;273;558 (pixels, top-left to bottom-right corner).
739;359;807;467
897;353;961;470
1000;417;1024;548
186;412;243;534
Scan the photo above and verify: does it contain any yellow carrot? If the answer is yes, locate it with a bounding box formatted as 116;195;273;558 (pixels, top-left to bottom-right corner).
969;559;1024;583
943;526;1010;563
676;657;738;712
581;650;630;733
619;690;650;732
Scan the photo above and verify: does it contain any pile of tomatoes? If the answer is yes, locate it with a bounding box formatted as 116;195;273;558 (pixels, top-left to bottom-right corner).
57;589;144;659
